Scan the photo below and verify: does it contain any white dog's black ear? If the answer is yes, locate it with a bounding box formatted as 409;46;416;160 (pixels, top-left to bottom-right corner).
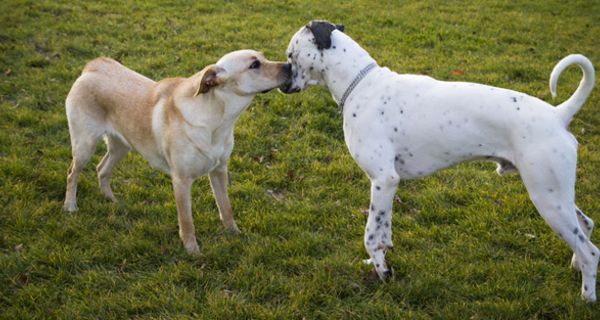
195;65;225;96
307;20;343;50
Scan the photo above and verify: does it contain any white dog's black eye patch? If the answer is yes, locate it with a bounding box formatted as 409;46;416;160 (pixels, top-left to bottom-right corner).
306;20;344;50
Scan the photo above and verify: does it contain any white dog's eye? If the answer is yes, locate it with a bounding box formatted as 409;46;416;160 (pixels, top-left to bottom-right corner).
287;52;292;59
249;60;261;69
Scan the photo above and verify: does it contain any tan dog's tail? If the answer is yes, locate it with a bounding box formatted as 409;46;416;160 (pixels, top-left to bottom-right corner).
550;54;595;126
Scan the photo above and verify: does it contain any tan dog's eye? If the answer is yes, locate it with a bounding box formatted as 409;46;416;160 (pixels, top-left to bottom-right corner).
249;60;261;69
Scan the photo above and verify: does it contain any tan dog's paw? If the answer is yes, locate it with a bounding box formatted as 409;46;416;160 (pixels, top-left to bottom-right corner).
63;202;78;212
183;240;200;254
226;223;241;234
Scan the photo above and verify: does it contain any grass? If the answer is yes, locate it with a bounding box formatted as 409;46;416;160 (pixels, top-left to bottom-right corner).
1;0;600;318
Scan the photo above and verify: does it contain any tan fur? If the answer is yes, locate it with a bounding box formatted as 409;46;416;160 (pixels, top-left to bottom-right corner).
64;50;290;253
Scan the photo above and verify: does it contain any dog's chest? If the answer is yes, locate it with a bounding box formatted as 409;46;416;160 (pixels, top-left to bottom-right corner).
180;123;235;173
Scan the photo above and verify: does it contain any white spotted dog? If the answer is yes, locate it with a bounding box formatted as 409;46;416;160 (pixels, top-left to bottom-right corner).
64;50;291;253
279;20;598;301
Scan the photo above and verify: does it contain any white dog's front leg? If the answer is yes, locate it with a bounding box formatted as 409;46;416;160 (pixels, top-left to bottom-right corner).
364;173;399;280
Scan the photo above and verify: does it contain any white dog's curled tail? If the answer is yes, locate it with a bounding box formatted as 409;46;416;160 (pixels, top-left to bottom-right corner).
550;54;595;126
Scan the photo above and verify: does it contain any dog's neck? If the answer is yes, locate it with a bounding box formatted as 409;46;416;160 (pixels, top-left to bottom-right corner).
213;90;254;123
321;32;378;104
175;89;252;131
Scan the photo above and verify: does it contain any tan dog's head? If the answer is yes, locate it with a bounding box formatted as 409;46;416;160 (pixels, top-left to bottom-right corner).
195;50;291;96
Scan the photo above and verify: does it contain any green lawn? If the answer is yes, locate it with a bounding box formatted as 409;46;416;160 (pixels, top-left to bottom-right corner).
1;0;600;318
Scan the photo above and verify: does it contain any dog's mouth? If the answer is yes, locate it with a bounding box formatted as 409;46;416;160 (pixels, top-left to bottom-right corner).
278;80;300;94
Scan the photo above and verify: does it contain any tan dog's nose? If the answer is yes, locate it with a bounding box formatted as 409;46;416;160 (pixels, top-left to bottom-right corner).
283;63;292;76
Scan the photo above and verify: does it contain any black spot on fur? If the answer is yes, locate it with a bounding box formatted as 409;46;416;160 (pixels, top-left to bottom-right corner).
574;228;579;235
376;186;381;190
379;210;385;216
511;97;517;102
306;20;339;50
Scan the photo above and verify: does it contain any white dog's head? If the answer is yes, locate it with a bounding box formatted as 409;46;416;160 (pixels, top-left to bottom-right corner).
196;49;292;96
279;20;345;94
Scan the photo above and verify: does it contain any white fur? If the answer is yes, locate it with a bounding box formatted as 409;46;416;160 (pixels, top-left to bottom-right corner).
284;24;598;301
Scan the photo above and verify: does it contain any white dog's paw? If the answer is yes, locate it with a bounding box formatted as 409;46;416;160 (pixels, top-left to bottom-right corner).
375;265;394;281
364;257;394;281
582;289;597;303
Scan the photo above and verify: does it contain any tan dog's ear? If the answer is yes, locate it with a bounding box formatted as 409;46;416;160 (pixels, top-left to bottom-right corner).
195;65;225;96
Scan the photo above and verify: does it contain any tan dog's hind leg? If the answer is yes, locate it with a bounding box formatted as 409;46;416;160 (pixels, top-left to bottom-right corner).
172;176;200;254
209;165;241;233
96;136;130;202
63;98;104;212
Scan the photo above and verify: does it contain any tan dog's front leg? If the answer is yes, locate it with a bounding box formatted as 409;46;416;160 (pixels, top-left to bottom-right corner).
172;176;200;254
209;165;241;234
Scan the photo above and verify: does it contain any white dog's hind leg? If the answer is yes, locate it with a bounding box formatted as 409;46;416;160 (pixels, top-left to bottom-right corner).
364;170;400;280
571;207;595;271
518;148;599;302
96;135;130;202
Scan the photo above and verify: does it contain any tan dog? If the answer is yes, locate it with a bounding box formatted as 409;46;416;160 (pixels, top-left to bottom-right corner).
63;50;291;253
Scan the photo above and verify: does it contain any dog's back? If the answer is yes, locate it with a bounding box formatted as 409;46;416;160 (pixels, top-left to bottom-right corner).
70;57;155;116
66;58;162;152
